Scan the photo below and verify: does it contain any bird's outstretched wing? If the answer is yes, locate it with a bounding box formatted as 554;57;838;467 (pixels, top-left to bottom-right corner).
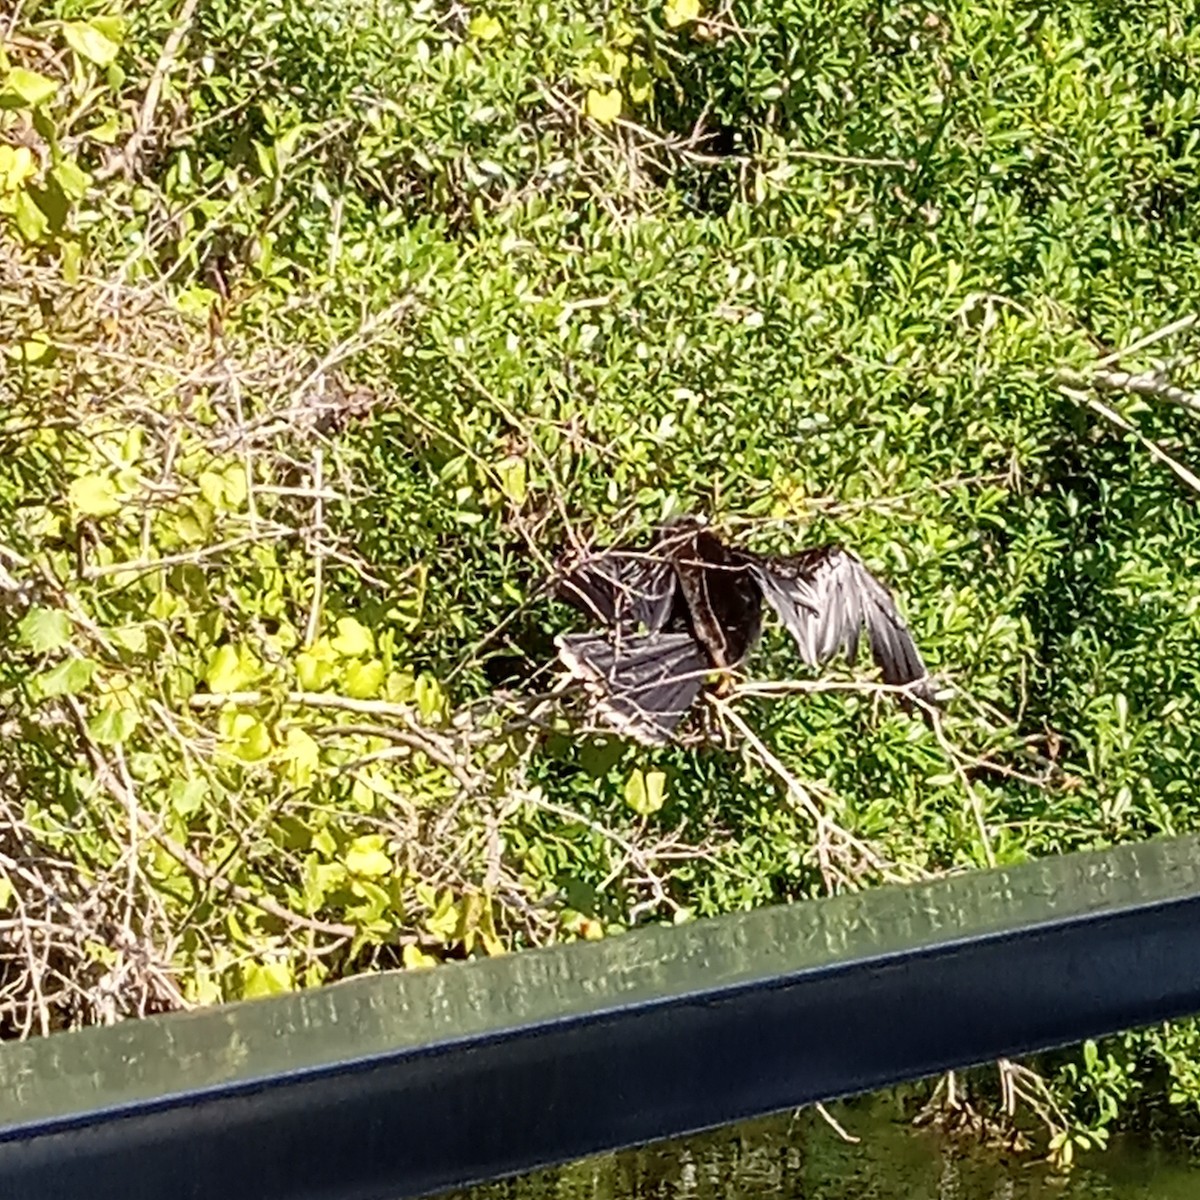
555;548;676;633
745;546;932;698
556;631;711;745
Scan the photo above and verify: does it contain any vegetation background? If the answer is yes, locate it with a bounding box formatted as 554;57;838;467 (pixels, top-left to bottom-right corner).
3;0;1200;1165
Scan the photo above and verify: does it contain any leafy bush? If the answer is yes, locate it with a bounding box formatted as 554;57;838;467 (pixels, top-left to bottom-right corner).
3;0;1200;1157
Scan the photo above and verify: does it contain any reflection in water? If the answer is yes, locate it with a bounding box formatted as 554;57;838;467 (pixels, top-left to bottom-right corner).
442;1102;1200;1200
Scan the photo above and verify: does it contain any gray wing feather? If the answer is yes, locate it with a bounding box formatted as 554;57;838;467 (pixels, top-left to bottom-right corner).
749;548;930;692
556;551;676;633
556;631;710;744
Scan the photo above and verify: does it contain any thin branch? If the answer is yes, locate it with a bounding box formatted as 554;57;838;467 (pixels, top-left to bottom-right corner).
66;698;356;941
98;0;203;182
1059;384;1200;497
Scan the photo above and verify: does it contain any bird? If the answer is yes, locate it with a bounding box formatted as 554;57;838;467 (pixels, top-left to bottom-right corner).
552;517;934;745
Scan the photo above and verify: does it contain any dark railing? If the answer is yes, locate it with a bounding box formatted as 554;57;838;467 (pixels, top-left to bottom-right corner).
3;835;1200;1200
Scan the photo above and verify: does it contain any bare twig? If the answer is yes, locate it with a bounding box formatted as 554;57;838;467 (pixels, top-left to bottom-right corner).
1059;384;1200;497
99;0;203;182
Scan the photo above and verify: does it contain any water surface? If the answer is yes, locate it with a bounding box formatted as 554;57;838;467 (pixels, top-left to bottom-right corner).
444;1102;1200;1200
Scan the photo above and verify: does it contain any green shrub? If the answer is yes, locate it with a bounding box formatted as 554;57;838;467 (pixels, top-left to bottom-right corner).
3;0;1200;1156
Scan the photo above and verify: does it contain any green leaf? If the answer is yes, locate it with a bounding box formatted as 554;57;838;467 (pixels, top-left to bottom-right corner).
62;21;121;67
663;0;700;26
88;702;140;745
468;13;503;41
242;960;293;999
342;658;385;699
283;727;320;787
296;646;336;691
110;625;148;654
624;768;667;816
198;471;226;509
13;191;48;242
585;88;622;125
403;944;438;970
222;464;248;508
18;607;72;653
204;643;260;693
330;616;374;657
88;113;122;144
50;158;90;200
169;777;208;817
221;712;271;761
68;473;121;517
496;455;527;504
89;16;126;44
344;835;392;878
0;875;13;912
2;68;59;108
32;656;97;699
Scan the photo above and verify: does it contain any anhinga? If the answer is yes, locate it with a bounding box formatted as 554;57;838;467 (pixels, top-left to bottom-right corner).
553;517;934;745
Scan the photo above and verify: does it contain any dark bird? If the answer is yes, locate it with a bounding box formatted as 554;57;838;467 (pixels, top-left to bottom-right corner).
553;517;934;745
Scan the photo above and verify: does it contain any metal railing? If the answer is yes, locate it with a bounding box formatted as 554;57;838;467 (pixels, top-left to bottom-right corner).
3;835;1200;1199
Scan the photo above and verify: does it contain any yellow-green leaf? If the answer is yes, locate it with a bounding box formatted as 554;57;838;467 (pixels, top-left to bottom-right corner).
283;727;320;787
50;158;90;200
198;471;226;509
89;701;140;745
242;960;293;999
32;656;97;699
344;835;392;878
2;68;59;108
88;113;122;144
330;616;374;657
628;63;654;105
223;464;248;508
585;88;622;125
663;0;701;27
296;644;336;691
403;944;438;970
63;21;122;67
222;712;271;761
0;144;37;191
13;190;48;242
169;777;208;816
497;455;527;504
205;643;261;693
67;473;121;517
342;658;385;699
624;768;667;815
468;13;503;41
18;606;72;653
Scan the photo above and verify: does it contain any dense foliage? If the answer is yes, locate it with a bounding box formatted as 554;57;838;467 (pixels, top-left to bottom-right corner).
3;0;1200;1163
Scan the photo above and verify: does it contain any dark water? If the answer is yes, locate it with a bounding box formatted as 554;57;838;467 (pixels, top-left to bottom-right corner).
445;1103;1200;1200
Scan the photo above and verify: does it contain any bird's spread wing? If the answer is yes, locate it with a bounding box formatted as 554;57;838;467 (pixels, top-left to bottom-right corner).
747;547;931;695
556;631;710;745
555;549;676;633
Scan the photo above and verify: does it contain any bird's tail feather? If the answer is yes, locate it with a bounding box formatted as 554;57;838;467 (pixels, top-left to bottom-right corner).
556;631;711;745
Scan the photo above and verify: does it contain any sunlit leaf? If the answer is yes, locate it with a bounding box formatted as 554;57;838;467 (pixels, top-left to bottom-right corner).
342;658;385;699
468;13;503;41
88;702;140;745
402;944;438;970
63;21;122;67
344;835;392;878
585;88;622;125
330;616;374;657
68;473;121;517
242;960;293;998
18;607;72;653
663;0;701;27
624;768;667;816
1;68;58;108
32;657;97;699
